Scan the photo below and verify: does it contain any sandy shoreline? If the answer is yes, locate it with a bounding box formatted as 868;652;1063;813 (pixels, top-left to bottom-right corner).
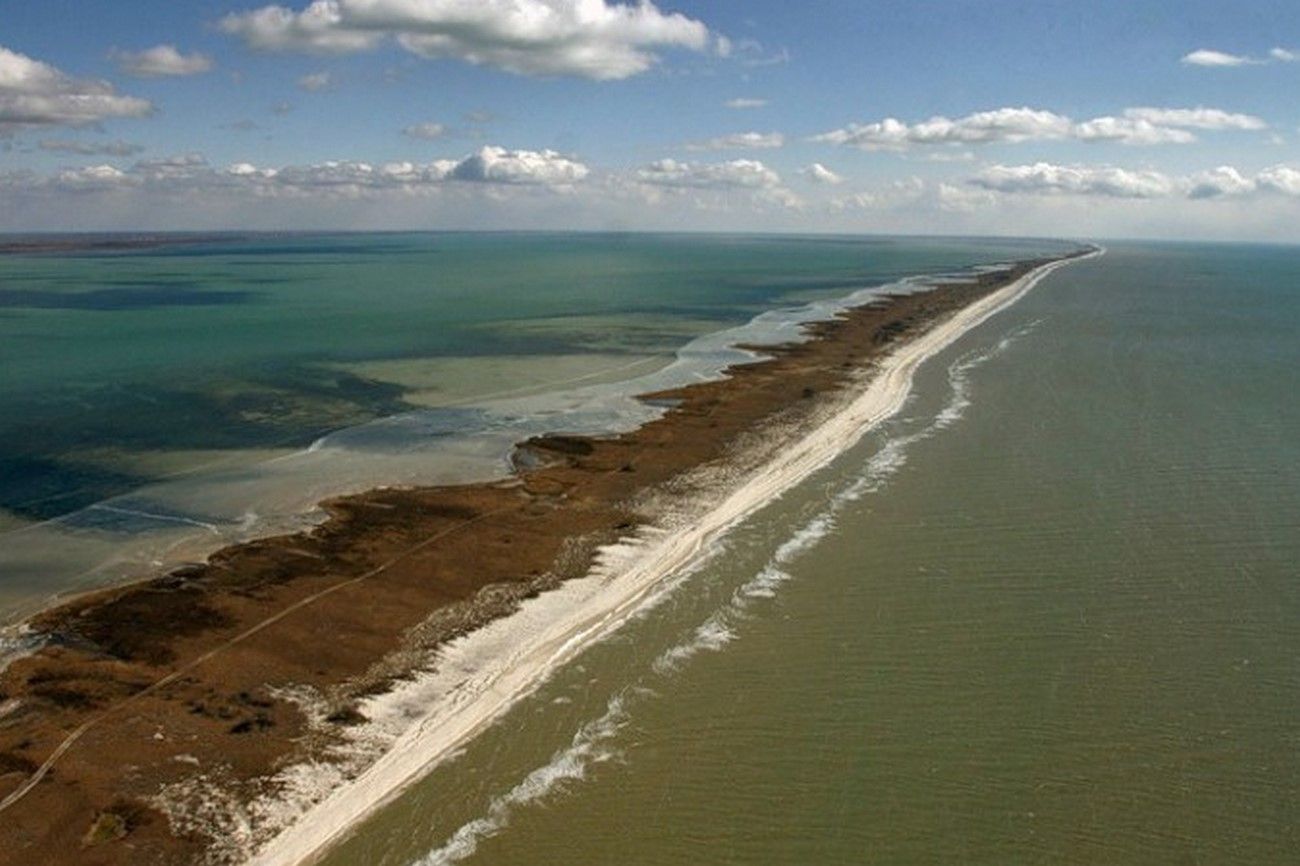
0;247;1095;866
249;250;1099;866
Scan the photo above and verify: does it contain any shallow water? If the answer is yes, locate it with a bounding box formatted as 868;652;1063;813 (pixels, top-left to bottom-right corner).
0;233;1065;621
315;242;1300;866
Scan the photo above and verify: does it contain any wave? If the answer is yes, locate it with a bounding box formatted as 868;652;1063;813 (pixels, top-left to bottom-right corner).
412;692;632;866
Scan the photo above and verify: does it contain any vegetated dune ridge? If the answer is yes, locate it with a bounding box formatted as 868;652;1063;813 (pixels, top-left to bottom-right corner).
0;246;1095;866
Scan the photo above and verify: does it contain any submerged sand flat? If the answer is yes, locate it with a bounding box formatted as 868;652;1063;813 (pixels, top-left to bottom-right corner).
334;353;672;409
0;249;1093;866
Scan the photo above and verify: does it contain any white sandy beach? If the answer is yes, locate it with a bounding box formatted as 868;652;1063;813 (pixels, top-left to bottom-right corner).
244;250;1099;866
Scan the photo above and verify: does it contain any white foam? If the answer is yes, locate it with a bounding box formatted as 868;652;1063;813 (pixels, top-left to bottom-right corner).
413;692;630;866
652;615;738;675
241;250;1100;866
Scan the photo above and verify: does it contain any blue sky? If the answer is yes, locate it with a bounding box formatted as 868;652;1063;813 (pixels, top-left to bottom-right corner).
2;0;1298;238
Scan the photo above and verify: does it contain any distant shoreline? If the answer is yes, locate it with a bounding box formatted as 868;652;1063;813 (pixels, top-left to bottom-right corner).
0;234;251;256
0;245;1096;866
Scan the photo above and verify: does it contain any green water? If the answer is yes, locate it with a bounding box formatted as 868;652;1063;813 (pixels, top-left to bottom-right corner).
0;233;1070;620
0;233;1056;523
320;243;1300;865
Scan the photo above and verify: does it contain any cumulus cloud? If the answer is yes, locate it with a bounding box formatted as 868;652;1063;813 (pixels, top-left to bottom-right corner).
219;2;382;53
725;97;767;109
53;164;135;190
635;157;781;189
1122;107;1266;130
816;105;1268;150
687;131;784;150
970;162;1300;201
111;44;214;77
813;108;1073;150
800;162;843;184
1187;166;1256;199
1257;165;1300;196
1073;117;1197;145
220;0;711;80
448;145;588;184
402;121;446;139
828;176;926;213
297;71;332;90
1;146;589;202
630;157;801;210
971;163;1178;198
0;45;153;133
1271;47;1299;62
936;182;994;213
38;138;144;156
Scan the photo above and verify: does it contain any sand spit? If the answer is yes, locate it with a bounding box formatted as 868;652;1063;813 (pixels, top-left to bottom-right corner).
0;248;1094;866
249;251;1098;866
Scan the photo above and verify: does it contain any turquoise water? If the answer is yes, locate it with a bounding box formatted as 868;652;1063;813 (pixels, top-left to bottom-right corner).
0;233;1069;619
315;242;1300;865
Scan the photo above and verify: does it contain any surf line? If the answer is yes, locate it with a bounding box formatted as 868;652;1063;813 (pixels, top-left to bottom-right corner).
249;249;1100;866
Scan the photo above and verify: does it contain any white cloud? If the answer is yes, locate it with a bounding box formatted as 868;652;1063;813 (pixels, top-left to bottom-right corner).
970;162;1300;201
816;104;1268;151
54;164;135;190
971;163;1178;198
635;157;781;189
111;44;214;77
813;107;1073;150
725;97;767;109
1257;165;1300;196
38;138;144;156
219;2;382;54
297;71;332;91
1187;166;1256;199
402;121;446;139
1073;117;1197;145
687;131;784;150
0;45;153;132
800;162;842;185
1181;47;1298;67
448;145;588;184
1122;107;1266;130
624;157;801;210
936;182;994;213
828;191;879;212
1181;49;1255;67
1;146;588;202
829;176;926;212
220;0;711;80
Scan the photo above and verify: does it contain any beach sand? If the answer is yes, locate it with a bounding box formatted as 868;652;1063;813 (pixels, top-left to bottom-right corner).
0;249;1092;866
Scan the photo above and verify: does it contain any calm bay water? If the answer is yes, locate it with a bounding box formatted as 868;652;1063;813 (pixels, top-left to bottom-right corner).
316;242;1300;865
0;233;1065;619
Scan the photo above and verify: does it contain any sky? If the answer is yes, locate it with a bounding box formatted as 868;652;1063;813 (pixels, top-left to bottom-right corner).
1;0;1298;240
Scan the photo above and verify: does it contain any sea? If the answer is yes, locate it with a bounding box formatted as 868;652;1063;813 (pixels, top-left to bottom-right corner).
2;235;1297;863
